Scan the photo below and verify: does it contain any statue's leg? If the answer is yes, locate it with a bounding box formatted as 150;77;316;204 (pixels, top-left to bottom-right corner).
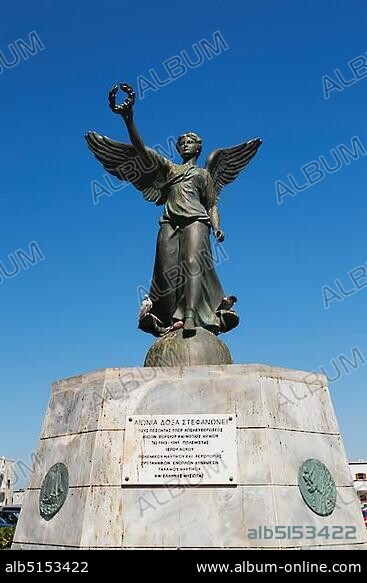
180;221;208;330
176;221;226;333
149;222;180;327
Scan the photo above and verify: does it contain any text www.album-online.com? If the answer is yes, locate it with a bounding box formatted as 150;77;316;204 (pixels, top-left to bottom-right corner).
196;561;362;573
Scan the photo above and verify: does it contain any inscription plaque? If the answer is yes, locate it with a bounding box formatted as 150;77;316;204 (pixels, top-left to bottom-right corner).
122;414;237;486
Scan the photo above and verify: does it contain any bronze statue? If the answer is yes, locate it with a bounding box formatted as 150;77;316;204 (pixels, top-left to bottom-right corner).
86;83;261;338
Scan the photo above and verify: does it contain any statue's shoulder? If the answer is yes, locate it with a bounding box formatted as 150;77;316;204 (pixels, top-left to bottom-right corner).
192;166;209;183
170;162;184;172
190;165;207;176
199;166;210;181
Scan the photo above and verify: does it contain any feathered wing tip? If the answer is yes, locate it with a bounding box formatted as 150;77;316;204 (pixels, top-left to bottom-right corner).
85;130;168;204
205;138;262;201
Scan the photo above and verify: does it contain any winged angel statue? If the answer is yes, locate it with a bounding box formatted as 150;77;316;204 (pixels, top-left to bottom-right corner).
86;84;261;337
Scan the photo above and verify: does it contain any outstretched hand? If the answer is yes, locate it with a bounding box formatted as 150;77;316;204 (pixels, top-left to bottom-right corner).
108;83;135;124
214;229;225;243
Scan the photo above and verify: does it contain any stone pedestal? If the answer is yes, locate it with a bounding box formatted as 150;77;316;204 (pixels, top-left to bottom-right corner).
13;364;367;550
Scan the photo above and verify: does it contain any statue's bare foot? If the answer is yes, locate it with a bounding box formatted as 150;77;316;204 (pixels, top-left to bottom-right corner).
162;320;184;335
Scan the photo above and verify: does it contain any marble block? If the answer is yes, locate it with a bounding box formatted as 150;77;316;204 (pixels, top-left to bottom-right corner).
12;364;367;550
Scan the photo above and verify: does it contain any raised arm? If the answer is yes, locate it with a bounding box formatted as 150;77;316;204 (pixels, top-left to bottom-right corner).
108;83;151;164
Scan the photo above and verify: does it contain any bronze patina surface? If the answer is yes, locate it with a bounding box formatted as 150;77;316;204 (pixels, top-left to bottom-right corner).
86;83;261;342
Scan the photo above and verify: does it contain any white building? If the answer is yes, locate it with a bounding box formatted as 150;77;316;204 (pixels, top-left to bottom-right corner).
0;458;14;506
12;489;25;506
349;461;367;507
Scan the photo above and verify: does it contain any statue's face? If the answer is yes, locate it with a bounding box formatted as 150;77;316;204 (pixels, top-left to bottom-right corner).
177;135;201;161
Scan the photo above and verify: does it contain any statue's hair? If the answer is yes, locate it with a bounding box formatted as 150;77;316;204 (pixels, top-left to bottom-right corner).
177;132;202;145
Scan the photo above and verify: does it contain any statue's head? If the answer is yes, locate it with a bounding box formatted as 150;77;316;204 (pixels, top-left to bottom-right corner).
176;132;202;161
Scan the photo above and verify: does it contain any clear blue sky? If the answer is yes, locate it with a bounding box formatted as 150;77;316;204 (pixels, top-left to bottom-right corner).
1;0;366;486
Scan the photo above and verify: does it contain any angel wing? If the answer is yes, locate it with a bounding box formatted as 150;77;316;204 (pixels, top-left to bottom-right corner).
85;131;169;205
205;138;262;202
